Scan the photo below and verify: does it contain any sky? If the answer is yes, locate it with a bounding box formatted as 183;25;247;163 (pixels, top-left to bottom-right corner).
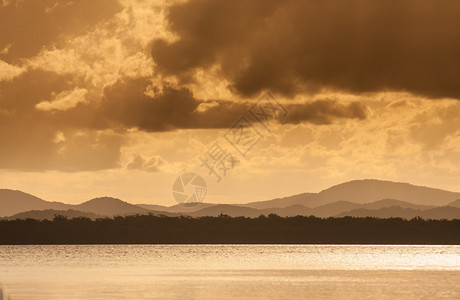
1;0;460;205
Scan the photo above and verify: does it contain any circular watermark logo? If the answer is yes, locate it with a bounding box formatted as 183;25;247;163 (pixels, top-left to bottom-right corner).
172;172;207;207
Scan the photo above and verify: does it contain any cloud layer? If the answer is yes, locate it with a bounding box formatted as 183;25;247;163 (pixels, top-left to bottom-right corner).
152;0;460;98
101;79;367;132
1;0;459;191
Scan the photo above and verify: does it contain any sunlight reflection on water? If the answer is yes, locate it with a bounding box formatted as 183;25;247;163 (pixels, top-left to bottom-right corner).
0;245;459;299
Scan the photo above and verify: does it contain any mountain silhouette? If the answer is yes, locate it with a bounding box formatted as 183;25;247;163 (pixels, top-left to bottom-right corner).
136;203;170;211
309;201;362;217
0;189;70;217
2;179;460;219
307;199;434;218
244;193;314;209
244;180;460;209
421;206;460;219
362;199;434;210
137;202;215;213
448;199;460;208
0;191;150;218
309;179;460;206
75;197;149;216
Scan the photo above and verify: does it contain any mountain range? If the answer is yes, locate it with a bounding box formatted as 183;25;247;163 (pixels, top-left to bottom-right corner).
1;179;460;220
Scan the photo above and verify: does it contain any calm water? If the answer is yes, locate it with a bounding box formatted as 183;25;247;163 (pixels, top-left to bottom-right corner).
0;245;459;299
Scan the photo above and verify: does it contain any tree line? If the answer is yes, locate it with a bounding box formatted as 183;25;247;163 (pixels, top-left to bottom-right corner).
0;214;459;244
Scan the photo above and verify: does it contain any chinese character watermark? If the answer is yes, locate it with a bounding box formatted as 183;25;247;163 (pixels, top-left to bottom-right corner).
199;141;239;183
224;116;263;157
249;91;288;131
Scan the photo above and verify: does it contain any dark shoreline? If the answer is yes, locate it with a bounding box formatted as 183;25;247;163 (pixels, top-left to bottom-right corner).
1;215;459;245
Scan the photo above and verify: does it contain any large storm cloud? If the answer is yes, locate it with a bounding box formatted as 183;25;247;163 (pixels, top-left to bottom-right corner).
152;0;460;99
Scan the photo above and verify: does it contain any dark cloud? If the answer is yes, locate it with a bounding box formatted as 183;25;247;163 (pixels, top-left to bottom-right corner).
0;68;366;171
101;78;367;131
0;0;122;63
0;69;74;110
152;0;460;99
102;78;249;131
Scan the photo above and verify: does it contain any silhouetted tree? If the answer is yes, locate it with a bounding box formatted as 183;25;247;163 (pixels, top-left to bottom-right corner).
0;215;458;245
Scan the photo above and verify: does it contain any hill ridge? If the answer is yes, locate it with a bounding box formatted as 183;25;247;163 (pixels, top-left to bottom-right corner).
2;179;460;219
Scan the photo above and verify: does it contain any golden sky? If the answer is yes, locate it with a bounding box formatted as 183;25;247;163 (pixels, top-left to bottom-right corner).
1;0;460;205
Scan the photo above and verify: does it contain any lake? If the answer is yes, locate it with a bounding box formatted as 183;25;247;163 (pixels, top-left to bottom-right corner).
0;245;459;299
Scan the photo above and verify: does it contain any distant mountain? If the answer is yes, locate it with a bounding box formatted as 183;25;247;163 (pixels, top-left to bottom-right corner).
137;204;170;211
180;204;312;218
362;199;434;210
138;202;311;217
421;206;460;220
244;193;314;209
6;209;100;220
168;202;216;212
310;201;362;217
147;199;439;218
244;180;460;208
448;199;460;208
309;180;460;206
249;199;436;218
336;206;460;220
75;197;149;216
138;202;216;213
2;180;460;220
0;191;153;218
255;199;438;218
0;189;70;217
184;198;459;219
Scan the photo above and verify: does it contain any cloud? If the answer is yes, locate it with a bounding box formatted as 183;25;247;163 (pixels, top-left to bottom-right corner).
282;101;367;125
152;0;460;99
0;0;123;63
0;124;124;172
0;70;123;171
126;154;164;172
0;60;24;81
101;78;368;132
0;69;76;111
36;88;88;111
0;2;171;172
